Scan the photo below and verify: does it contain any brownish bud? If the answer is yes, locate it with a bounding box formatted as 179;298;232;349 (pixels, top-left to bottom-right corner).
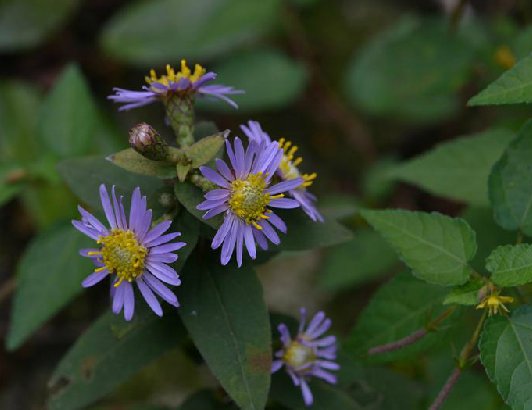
129;123;169;161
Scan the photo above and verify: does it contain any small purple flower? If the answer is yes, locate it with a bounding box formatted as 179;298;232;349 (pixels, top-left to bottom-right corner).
197;137;304;266
108;60;244;111
73;184;185;321
272;308;339;407
241;121;324;222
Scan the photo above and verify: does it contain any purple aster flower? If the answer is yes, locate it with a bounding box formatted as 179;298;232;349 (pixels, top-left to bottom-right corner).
241;121;324;222
272;308;339;407
197;137;304;266
108;60;244;111
72;184;186;321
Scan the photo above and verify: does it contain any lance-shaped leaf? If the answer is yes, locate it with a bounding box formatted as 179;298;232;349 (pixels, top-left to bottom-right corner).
177;256;271;410
480;306;532;409
37;64;97;158
390;129;514;206
469;52;532;106
48;311;185;410
361;209;476;286
345;272;458;363
489;120;532;236
186;132;226;168
108;148;176;179
7;221;93;350
58;156;163;210
486;244;532;287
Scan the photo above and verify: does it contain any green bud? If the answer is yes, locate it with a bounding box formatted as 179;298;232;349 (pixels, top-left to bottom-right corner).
129;123;169;161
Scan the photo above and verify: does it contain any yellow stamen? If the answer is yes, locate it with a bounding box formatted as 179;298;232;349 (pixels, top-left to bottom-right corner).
277;137;317;190
476;294;514;316
145;59;207;91
229;172;273;226
284;340;316;369
96;229;148;286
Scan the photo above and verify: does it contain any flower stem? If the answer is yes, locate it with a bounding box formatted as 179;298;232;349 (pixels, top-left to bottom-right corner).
368;306;455;355
165;94;195;148
427;311;487;410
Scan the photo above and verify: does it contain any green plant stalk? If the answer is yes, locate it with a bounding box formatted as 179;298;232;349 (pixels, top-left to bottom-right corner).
165;94;195;148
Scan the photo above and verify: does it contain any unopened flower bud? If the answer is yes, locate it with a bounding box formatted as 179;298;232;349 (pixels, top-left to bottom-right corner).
129;123;169;161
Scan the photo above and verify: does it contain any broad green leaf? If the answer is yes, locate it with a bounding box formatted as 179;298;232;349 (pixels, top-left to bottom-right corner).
174;181;222;229
489;120;532;236
361;209;476;286
108;148;176;179
319;229;398;292
7;221;93;350
186;134;225;168
177;256;271;410
443;278;484;306
198;50;308;112
37;64;97;158
171;210;200;272
0;80;41;162
487;244;532;287
460;207;515;272
48;312;185;410
345;271;459;363
480;307;532;409
276;209;353;251
344;17;476;123
0;0;80;51
58;156;164;210
469;52;532;106
100;0;281;65
391;129;514;206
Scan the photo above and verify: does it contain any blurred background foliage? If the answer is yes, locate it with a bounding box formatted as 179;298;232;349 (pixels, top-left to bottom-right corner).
0;0;530;408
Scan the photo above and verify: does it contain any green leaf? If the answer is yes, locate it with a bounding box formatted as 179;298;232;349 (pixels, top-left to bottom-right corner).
276;209;353;251
177;256;271;410
480;306;532;409
319;229;398;292
344;17;476;123
345;271;458;363
361;209;476;286
198;50;308;112
460;206;516;273
0;0;80;51
58;155;164;210
48;312;185;410
100;0;281;65
0;80;41;163
186;133;226;168
469;51;532;106
443;278;484;306
7;221;94;350
487;244;532;287
391;129;514;206
37;64;97;158
175;164;191;182
174;181;222;229
171;210;200;272
108;148;176;179
489;120;532;236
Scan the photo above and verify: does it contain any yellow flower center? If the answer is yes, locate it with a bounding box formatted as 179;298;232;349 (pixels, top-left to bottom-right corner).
145;60;206;91
278;138;316;189
93;229;147;287
494;46;516;70
284;340;316;369
229;172;282;229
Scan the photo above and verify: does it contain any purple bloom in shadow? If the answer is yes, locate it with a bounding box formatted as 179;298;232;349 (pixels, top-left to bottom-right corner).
272;308;339;406
73;184;186;321
241;121;324;222
197;137;304;266
108;60;244;111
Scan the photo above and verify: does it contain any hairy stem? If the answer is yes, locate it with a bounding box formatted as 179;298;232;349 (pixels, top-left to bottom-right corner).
165;94;195;148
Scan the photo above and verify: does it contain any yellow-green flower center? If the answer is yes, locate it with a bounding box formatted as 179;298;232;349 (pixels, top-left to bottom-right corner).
229;172;281;229
96;229;147;286
145;60;206;90
278;138;316;190
284;340;316;369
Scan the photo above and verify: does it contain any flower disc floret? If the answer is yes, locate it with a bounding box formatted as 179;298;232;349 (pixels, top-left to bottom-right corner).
96;229;147;286
145;60;207;92
278;138;317;189
284;341;317;369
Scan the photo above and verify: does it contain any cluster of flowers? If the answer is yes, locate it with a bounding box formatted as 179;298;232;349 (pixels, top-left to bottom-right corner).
72;60;335;406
